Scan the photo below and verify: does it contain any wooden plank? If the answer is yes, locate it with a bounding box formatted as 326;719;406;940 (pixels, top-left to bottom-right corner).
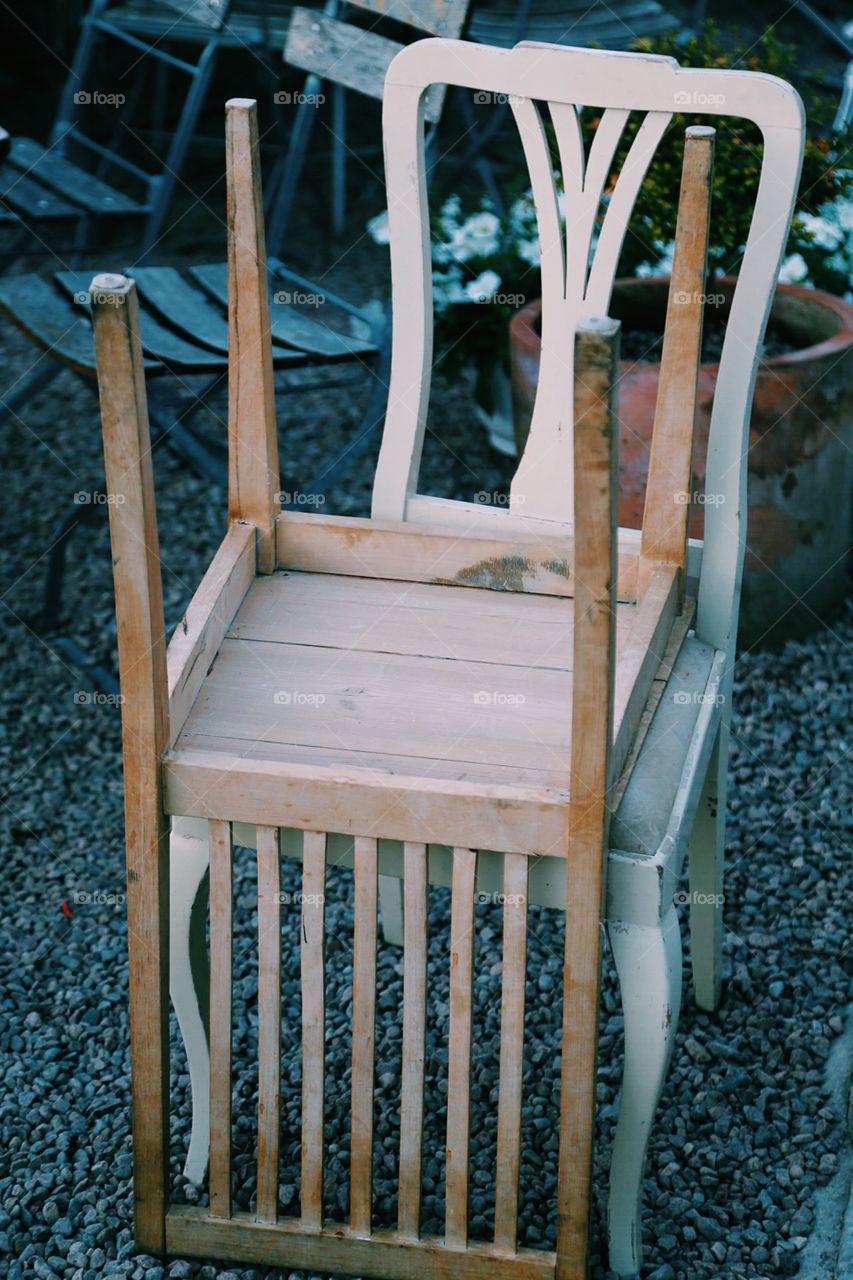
0;273;104;377
556;316;620;1279
228;571;635;668
174;732;569;791
164;749;570;856
611;566;680;781
350;837;378;1236
208;819;233;1218
640;127;715;599
285;9;446;122
167;1207;556;1279
132;266;230;355
397;842;428;1239
0;166;80;220
225;99;280;573
191;262;375;359
301;831;326;1230
276;509;640;601
493;853;529;1252
59;272;227;372
8;137;142;214
178;635;576;773
90;274;169;1252
166;521;256;745
347;0;470;38
256;825;281;1223
445;847;477;1247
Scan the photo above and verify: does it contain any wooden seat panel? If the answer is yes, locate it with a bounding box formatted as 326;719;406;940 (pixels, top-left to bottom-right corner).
174;569;638;783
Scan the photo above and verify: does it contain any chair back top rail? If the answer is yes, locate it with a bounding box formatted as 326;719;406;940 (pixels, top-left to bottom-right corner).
371;38;804;650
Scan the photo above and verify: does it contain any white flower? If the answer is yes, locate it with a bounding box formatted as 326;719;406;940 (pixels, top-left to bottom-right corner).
778;253;810;284
432;264;467;313
797;212;843;252
450;210;501;262
518;238;541;266
367;210;390;245
464;269;502;303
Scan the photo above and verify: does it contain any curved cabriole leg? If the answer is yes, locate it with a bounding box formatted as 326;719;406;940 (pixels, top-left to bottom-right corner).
169;820;211;1185
607;907;683;1279
689;728;726;1011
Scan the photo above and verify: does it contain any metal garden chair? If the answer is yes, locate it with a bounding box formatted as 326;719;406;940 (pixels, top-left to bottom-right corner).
92;35;802;1280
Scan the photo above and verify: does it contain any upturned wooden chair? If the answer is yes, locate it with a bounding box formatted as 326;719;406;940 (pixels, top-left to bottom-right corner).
92;38;803;1280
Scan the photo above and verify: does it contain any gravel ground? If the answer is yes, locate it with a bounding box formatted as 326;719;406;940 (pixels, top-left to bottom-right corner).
0;216;850;1279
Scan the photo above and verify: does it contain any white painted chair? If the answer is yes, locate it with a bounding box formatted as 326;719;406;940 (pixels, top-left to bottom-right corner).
148;39;802;1279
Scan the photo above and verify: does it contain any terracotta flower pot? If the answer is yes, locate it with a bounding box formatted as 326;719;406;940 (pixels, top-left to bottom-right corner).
510;279;853;646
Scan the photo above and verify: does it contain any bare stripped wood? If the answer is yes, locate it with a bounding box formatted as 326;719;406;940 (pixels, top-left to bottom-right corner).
350;837;378;1236
256;826;281;1222
167;1207;556;1279
397;842;428;1239
229;571;636;667
226;99;280;573
640;127;715;599
276;510;640;602
611;566;680;782
445;847;477;1247
285;9;446;122
301;831;327;1230
556;317;620;1279
91;274;169;1254
493;853;529;1252
208;819;233;1218
165;749;571;855
166;521;256;745
347;0;470;38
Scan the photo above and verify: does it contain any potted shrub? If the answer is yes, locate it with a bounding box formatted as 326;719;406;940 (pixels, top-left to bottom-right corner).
509;26;853;645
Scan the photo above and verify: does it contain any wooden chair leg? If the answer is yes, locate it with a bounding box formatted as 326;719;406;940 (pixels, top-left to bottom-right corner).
92;273;170;1252
607;908;683;1279
169;823;211;1186
225;98;280;573
689;725;726;1011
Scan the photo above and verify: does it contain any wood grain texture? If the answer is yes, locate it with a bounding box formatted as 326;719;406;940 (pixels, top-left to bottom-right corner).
208;819;233;1218
285;9;447;123
164;748;571;855
556;317;620;1279
301;831;326;1230
91;273;170;1253
225;99;280;572
347;0;469;37
166;521;256;745
256;826;281;1222
397;843;428;1239
166;1207;556;1278
445;847;477;1247
493;854;529;1252
276;509;640;602
350;837;378;1236
640;128;715;600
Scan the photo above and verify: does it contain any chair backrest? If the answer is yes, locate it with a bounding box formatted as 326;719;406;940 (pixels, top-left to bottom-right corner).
371;39;804;649
285;0;469;121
